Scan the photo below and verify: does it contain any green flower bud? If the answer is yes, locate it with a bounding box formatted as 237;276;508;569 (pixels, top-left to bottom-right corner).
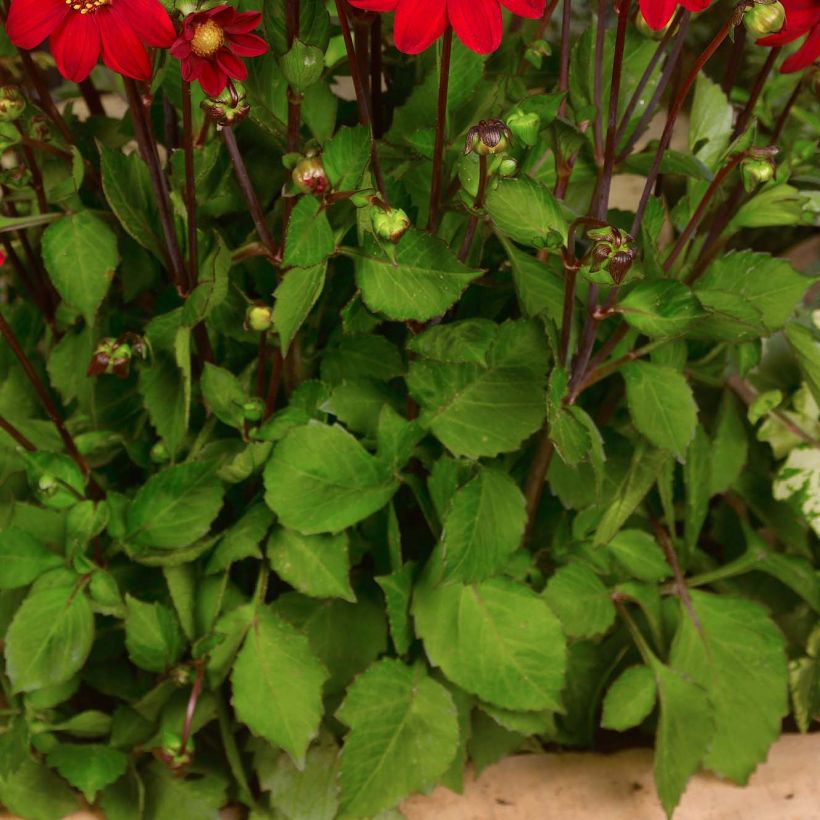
245;304;274;332
585;225;639;285
740;156;775;191
496;157;519;178
150;441;170;464
506;109;540;147
201;81;250;126
243;398;266;423
371;206;411;243
291;156;329;195
743;1;785;38
464;119;512;156
0;86;26;123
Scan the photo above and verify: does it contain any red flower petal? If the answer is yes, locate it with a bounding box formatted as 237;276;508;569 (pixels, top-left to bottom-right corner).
639;0;679;30
448;0;503;54
222;10;264;34
98;6;152;81
5;0;67;49
198;61;228;97
116;0;176;48
679;0;712;11
500;0;547;19
217;48;248;81
50;10;101;82
227;32;269;57
780;23;820;71
394;0;448;53
349;0;400;10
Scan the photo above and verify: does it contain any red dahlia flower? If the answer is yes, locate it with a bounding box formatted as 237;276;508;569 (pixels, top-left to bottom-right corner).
5;0;175;83
348;0;547;55
757;0;820;73
638;0;712;31
170;5;268;97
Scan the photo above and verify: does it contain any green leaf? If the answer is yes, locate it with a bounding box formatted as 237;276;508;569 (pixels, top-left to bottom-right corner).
5;583;94;693
709;391;747;494
619;281;702;337
273;262;326;355
594;443;669;544
139;355;189;457
694;251;808;333
543;563;616;639
355;229;481;322
100;144;164;260
206;502;273;575
284;197;335;267
622;361;697;457
606;529;671;582
201;363;247;430
268;527;355;601
264;423;399;535
260;742;340;820
650;655;713;818
124;595;185;672
414;576;566;711
376;563;415;656
485;177;566;248
143;761;224;820
500;239;565;325
0;527;62;588
688;73;732;171
323;125;371;191
273;592;387;694
47;744;128;803
669;591;788;784
231;604;328;764
407;320;549;458
125;462;224;550
182;237;231;327
601;665;657;731
785;323;820;407
42;211;118;326
336;659;459;818
440;467;526;583
0;758;80;820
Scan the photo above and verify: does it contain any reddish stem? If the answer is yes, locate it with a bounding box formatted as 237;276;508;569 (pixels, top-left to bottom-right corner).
427;26;453;232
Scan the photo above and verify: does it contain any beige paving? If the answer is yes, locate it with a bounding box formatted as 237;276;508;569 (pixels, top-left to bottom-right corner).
401;733;820;820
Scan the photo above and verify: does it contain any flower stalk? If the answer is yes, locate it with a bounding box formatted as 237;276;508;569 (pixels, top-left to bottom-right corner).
427;26;453;232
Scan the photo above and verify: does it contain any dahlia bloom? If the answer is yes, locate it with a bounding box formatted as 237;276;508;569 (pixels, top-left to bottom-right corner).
348;0;547;55
5;0;175;83
638;0;712;31
170;5;268;97
757;0;820;73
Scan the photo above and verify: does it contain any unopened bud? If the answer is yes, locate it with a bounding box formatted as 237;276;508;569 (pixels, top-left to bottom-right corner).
496;157;519;178
291;156;329;195
245;304;273;332
464;119;512;156
585;225;638;284
506;110;540;147
745;1;785;38
0;86;26;122
87;338;133;379
201;81;250;126
740;157;775;190
150;442;170;464
242;398;265;423
371;206;411;243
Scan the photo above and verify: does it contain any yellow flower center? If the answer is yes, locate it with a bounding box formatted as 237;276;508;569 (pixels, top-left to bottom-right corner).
66;0;109;12
191;20;225;58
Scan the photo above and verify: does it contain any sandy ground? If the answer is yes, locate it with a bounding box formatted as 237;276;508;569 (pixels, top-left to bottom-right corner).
401;733;820;820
